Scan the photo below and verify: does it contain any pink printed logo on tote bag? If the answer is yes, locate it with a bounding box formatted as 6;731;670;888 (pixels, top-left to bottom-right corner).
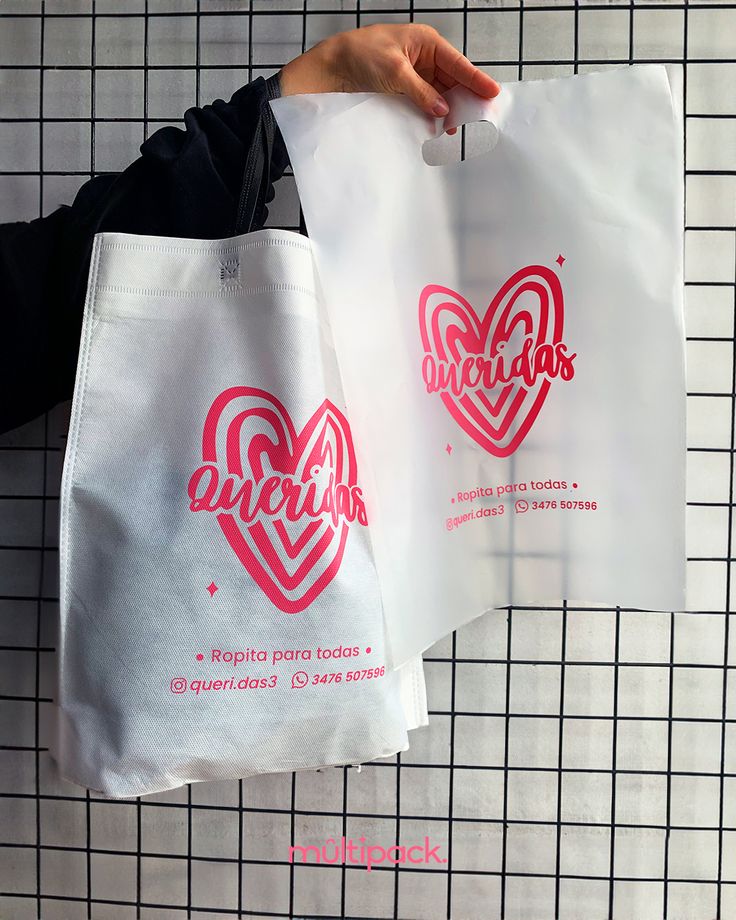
419;264;576;457
188;387;367;613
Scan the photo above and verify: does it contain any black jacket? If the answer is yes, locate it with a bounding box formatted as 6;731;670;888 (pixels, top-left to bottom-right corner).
0;72;289;436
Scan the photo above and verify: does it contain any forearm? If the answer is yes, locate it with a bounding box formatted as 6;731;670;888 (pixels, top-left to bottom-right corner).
0;74;289;436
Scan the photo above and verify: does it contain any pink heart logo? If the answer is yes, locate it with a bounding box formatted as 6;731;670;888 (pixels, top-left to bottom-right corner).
188;387;367;614
419;264;574;457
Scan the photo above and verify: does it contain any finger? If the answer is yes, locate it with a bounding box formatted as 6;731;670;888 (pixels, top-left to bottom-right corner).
430;75;452;94
431;77;457;134
397;59;449;116
433;65;460;90
434;38;500;98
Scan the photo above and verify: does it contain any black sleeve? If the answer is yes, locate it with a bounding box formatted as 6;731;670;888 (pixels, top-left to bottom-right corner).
0;72;290;437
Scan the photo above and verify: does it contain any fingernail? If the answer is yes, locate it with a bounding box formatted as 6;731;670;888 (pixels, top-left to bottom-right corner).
433;98;449;116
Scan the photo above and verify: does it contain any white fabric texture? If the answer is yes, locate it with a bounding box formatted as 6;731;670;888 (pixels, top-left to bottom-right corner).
51;228;427;799
271;65;687;670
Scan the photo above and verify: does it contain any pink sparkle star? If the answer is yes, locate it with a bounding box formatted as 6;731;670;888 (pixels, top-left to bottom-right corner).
556;254;566;267
207;582;218;597
446;443;453;456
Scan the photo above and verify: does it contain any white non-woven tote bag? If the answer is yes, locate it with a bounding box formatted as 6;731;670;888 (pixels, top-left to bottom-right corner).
51;228;427;798
271;64;687;670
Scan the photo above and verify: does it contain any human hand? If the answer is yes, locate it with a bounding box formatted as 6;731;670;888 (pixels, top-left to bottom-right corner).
278;23;500;122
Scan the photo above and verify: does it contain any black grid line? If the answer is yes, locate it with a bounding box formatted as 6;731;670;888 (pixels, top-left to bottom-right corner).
717;98;736;920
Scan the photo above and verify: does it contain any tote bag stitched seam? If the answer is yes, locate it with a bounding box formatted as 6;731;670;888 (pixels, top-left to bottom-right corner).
54;236;164;800
60;235;103;613
59;237;168;763
95;283;319;300
99;237;312;257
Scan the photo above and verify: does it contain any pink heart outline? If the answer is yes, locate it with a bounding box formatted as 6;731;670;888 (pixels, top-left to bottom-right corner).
199;386;360;614
419;265;565;457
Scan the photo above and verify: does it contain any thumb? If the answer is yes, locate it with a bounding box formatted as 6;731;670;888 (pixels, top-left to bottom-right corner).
396;60;449;117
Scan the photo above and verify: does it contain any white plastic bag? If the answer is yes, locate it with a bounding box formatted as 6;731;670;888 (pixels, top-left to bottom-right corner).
272;65;686;669
52;228;427;798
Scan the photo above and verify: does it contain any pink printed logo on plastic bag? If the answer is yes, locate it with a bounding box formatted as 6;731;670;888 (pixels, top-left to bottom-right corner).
188;387;367;613
419;264;576;457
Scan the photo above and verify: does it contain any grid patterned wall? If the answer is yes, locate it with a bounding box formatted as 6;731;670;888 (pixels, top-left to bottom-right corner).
0;2;735;919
